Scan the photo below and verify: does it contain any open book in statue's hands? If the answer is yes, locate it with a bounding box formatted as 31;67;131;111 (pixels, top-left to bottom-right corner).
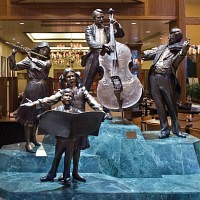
38;110;105;138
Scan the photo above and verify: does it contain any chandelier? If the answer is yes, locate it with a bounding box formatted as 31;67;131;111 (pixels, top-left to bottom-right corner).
50;42;86;68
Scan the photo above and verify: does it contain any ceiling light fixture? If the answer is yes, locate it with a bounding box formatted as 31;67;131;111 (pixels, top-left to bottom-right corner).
50;46;89;51
26;32;86;43
41;20;93;26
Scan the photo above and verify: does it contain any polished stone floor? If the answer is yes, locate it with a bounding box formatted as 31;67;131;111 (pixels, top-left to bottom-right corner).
0;172;200;200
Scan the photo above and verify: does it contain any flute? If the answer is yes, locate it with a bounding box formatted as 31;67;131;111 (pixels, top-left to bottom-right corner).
6;41;48;59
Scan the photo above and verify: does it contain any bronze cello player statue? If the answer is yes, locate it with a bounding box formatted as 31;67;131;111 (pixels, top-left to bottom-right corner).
82;8;125;120
97;8;143;122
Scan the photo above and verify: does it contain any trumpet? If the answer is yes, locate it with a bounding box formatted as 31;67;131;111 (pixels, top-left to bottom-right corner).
6;41;48;59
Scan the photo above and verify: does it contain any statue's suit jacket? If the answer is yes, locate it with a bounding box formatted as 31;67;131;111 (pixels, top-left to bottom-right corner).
142;44;186;102
83;24;125;85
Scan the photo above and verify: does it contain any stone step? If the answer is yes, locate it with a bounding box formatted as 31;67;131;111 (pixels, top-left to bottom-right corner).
0;172;200;200
0;143;100;173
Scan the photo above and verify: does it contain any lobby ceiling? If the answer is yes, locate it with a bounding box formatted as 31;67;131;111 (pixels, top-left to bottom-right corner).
10;0;144;3
0;0;199;51
0;19;169;51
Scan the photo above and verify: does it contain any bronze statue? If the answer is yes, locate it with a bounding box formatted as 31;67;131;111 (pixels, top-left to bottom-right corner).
142;28;190;139
21;68;103;182
82;8;125;120
40;88;82;186
97;8;143;119
8;41;52;153
40;88;81;186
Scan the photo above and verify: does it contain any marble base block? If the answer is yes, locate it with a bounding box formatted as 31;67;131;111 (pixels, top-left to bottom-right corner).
0;143;100;173
85;120;200;178
0;119;200;199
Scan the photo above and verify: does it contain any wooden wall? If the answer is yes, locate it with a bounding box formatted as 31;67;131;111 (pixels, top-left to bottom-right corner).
0;0;177;20
147;0;176;16
0;0;190;103
0;77;18;116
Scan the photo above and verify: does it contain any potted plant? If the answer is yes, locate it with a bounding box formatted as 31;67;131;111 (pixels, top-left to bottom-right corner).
186;83;200;104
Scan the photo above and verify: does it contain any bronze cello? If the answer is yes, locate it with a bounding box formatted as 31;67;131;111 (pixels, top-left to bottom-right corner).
97;8;143;112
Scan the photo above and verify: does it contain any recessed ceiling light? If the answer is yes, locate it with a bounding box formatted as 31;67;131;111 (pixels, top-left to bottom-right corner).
26;32;86;43
19;22;24;25
131;22;136;25
146;30;150;33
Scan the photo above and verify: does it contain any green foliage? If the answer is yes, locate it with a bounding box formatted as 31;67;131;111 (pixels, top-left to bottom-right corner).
186;83;200;100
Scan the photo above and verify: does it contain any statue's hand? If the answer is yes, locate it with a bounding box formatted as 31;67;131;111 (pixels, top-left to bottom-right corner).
111;18;120;28
24;47;31;52
20;98;38;107
31;58;38;63
181;40;190;55
100;44;112;56
20;102;35;107
12;42;21;55
36;114;42;120
12;48;18;55
26;50;32;59
110;19;117;24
